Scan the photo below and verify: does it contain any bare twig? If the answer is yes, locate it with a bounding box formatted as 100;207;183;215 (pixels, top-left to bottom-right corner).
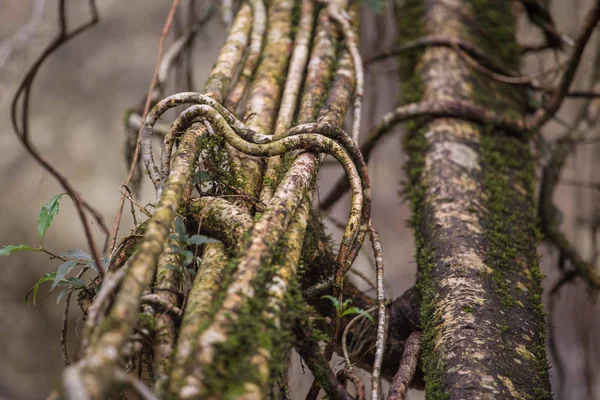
526;0;600;129
369;221;386;400
109;0;181;254
450;42;531;84
341;306;377;370
61;291;73;366
10;0;107;278
61;267;89;366
387;331;422;400
518;0;573;51
320;98;528;210
324;1;363;144
127;113;171;137
538;27;600;289
336;368;366;400
366;34;519;78
294;323;354;400
367;33;600;99
157;3;217;89
80;268;126;353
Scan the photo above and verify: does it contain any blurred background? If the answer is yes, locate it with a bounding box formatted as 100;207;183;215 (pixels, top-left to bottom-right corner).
0;1;598;399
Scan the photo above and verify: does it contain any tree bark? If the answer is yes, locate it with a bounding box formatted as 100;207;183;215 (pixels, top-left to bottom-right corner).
400;0;551;398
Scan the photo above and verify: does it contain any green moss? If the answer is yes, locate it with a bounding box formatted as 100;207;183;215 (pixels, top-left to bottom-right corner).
396;0;425;104
196;132;243;195
289;0;301;42
200;231;313;398
480;132;551;398
465;0;520;70
137;312;156;332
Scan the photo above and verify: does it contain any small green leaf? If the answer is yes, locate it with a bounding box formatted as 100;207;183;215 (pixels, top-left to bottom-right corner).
59;248;92;261
0;244;39;256
56;289;70;304
163;263;180;271
342;298;353;310
54;278;85;303
37;193;67;244
174;216;187;241
187;235;220;245
179;249;195;266
192;170;212;185
61;277;85;288
342;307;374;322
85;257;107;273
26;272;56;305
51;260;79;291
321;295;341;311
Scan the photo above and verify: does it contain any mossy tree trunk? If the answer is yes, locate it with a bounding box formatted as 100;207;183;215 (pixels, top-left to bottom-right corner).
400;0;551;398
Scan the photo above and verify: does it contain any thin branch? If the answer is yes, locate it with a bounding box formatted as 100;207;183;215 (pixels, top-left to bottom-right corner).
80;268;126;353
387;331;422;400
320;98;527;210
10;0;106;278
324;1;363;144
341;306;377;370
518;0;573;51
336;368;366;400
366;34;519;79
367;33;600;99
108;0;181;254
61;267;89;366
526;0;600;129
157;3;217;89
369;221;386;400
61;291;73;366
450;42;531;85
520;42;556;55
294;323;355;400
538;28;600;289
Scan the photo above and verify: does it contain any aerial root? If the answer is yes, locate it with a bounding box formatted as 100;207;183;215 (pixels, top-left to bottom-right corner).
143;92;372;272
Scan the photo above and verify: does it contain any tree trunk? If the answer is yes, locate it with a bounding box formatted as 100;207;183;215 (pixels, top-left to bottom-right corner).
400;0;551;398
